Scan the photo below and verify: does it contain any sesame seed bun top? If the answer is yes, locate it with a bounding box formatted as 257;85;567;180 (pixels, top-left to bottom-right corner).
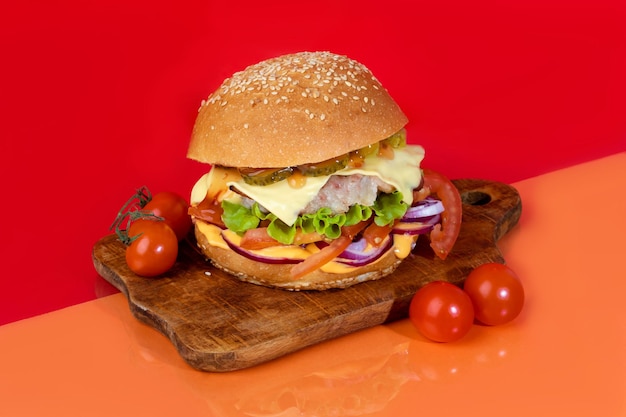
187;51;409;168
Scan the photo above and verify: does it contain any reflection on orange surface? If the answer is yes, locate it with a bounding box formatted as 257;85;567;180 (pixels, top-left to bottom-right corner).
115;291;522;417
124;311;421;416
231;343;417;416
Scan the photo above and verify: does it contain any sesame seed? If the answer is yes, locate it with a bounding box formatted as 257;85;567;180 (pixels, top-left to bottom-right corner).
199;52;386;122
244;123;249;128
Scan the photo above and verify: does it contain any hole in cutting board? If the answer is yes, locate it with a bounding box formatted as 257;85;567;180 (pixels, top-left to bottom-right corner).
462;191;492;206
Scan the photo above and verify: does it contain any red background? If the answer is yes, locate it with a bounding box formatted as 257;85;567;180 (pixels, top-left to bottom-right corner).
1;0;624;325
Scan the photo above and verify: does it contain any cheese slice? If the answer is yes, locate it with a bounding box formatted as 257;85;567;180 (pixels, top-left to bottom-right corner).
225;145;425;226
334;145;425;206
226;174;331;226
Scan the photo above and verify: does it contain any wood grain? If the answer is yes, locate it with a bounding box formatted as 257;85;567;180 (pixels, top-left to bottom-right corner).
92;179;521;372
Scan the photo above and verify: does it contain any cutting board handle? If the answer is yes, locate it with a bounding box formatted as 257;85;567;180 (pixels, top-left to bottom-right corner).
453;178;522;243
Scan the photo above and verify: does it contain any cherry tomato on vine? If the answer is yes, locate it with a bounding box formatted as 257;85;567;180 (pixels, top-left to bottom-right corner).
409;281;475;342
143;191;192;242
125;219;178;277
463;263;525;326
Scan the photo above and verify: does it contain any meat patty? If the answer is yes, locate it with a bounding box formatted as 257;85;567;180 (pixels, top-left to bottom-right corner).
302;174;394;215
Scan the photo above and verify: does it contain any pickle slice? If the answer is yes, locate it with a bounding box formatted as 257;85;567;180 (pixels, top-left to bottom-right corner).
298;154;349;177
239;167;294;186
237;129;405;186
382;128;407;148
355;142;380;158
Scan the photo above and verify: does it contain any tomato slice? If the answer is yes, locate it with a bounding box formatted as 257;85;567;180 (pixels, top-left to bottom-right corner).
421;168;462;260
362;221;395;247
240;228;325;250
290;220;370;280
239;228;279;249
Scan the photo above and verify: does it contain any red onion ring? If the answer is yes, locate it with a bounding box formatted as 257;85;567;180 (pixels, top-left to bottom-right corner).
403;197;444;222
222;231;303;264
334;236;393;266
392;214;441;235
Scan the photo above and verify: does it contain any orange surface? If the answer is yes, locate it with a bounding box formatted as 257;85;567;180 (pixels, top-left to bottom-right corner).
1;153;625;417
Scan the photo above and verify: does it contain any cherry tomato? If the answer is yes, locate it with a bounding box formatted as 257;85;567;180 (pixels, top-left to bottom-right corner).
463;263;525;326
125;219;178;277
409;281;475;342
143;191;192;241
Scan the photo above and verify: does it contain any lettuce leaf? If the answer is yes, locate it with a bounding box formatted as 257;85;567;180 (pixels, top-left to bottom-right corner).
373;191;408;226
221;191;408;245
221;200;260;233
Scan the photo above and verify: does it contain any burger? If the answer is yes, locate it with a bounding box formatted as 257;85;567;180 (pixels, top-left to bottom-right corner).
187;51;461;290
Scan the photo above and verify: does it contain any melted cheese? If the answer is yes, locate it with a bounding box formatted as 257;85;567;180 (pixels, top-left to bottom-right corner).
229;174;331;227
335;145;425;206
224;145;425;226
190;166;243;205
196;221;229;250
393;234;418;259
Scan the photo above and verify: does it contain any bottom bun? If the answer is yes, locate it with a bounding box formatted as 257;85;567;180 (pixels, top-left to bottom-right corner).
194;224;403;291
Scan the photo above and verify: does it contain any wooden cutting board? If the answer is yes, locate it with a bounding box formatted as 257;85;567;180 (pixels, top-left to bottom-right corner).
92;178;521;372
